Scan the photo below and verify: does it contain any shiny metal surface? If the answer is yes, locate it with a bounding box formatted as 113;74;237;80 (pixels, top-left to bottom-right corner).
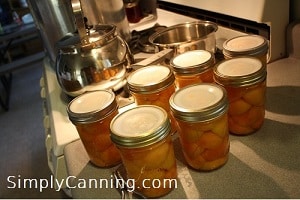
149;21;218;55
55;31;132;97
27;0;76;65
79;0;131;41
55;1;133;97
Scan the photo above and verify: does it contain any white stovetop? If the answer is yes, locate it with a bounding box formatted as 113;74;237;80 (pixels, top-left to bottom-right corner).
44;8;246;157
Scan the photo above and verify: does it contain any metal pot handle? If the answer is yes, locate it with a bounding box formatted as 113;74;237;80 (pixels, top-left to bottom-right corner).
71;0;89;46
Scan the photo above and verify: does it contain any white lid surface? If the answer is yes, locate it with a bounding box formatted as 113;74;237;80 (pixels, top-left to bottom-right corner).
111;106;166;137
217;57;262;77
128;65;170;85
226;35;265;51
173;84;223;110
172;50;211;67
69;90;113;113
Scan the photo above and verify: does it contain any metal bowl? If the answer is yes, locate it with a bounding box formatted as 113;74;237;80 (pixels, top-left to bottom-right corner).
149;21;218;55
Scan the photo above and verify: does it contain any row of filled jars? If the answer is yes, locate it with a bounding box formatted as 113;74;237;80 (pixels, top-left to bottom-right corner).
66;34;268;198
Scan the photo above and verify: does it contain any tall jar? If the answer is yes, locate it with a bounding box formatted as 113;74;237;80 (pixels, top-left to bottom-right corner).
213;57;267;135
110;105;177;198
67;90;121;167
127;65;177;134
170;83;229;171
223;34;269;67
170;50;215;89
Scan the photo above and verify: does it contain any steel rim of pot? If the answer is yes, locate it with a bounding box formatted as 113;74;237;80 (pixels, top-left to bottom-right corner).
148;21;218;49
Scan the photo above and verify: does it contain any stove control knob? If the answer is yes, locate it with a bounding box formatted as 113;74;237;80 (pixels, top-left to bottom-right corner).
40;87;46;99
43;115;50;129
40;76;45;87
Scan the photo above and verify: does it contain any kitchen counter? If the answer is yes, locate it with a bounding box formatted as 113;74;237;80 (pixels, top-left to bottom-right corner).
64;56;300;199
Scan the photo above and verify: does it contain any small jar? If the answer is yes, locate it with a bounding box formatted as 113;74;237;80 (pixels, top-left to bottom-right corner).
67;90;121;167
123;0;143;23
127;65;177;134
170;50;215;88
223;34;269;67
214;57;267;135
170;83;229;171
110;105;177;198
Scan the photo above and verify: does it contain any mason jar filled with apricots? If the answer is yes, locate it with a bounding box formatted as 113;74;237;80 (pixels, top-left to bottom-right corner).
127;65;177;134
223;34;269;67
170;83;229;171
67;90;121;167
110;105;177;198
170;50;215;89
213;56;267;135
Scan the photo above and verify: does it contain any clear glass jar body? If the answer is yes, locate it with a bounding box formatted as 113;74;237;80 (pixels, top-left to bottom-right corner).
127;65;177;134
170;50;215;89
110;105;177;198
117;134;177;197
224;80;266;135
131;84;178;134
170;83;229;171
74;109;121;167
214;57;267;135
175;111;229;171
67;90;121;167
174;68;214;89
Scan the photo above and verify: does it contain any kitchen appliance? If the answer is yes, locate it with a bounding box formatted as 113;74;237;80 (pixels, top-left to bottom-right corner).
27;0;76;65
158;0;289;62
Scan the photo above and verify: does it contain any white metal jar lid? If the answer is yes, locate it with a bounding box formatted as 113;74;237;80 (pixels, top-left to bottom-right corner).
170;50;215;75
127;65;175;93
223;34;268;57
67;90;117;123
170;83;228;122
110;105;170;148
213;56;266;87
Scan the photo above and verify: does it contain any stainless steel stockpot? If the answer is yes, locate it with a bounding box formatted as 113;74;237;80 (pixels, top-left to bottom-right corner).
149;21;218;55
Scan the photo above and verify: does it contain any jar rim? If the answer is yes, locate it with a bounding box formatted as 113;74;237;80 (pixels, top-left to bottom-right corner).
127;65;175;94
67;90;118;123
110;105;171;148
213;56;266;87
170;50;215;75
170;83;228;122
223;34;269;57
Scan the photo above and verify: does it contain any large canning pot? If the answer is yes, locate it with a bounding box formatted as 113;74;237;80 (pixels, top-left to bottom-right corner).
149;21;218;55
55;25;133;97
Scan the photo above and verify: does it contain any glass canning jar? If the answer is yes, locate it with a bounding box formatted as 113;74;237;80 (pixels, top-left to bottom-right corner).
214;56;267;135
223;34;269;67
170;83;229;171
127;65;177;134
170;50;215;89
110;105;177;198
67;90;121;167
